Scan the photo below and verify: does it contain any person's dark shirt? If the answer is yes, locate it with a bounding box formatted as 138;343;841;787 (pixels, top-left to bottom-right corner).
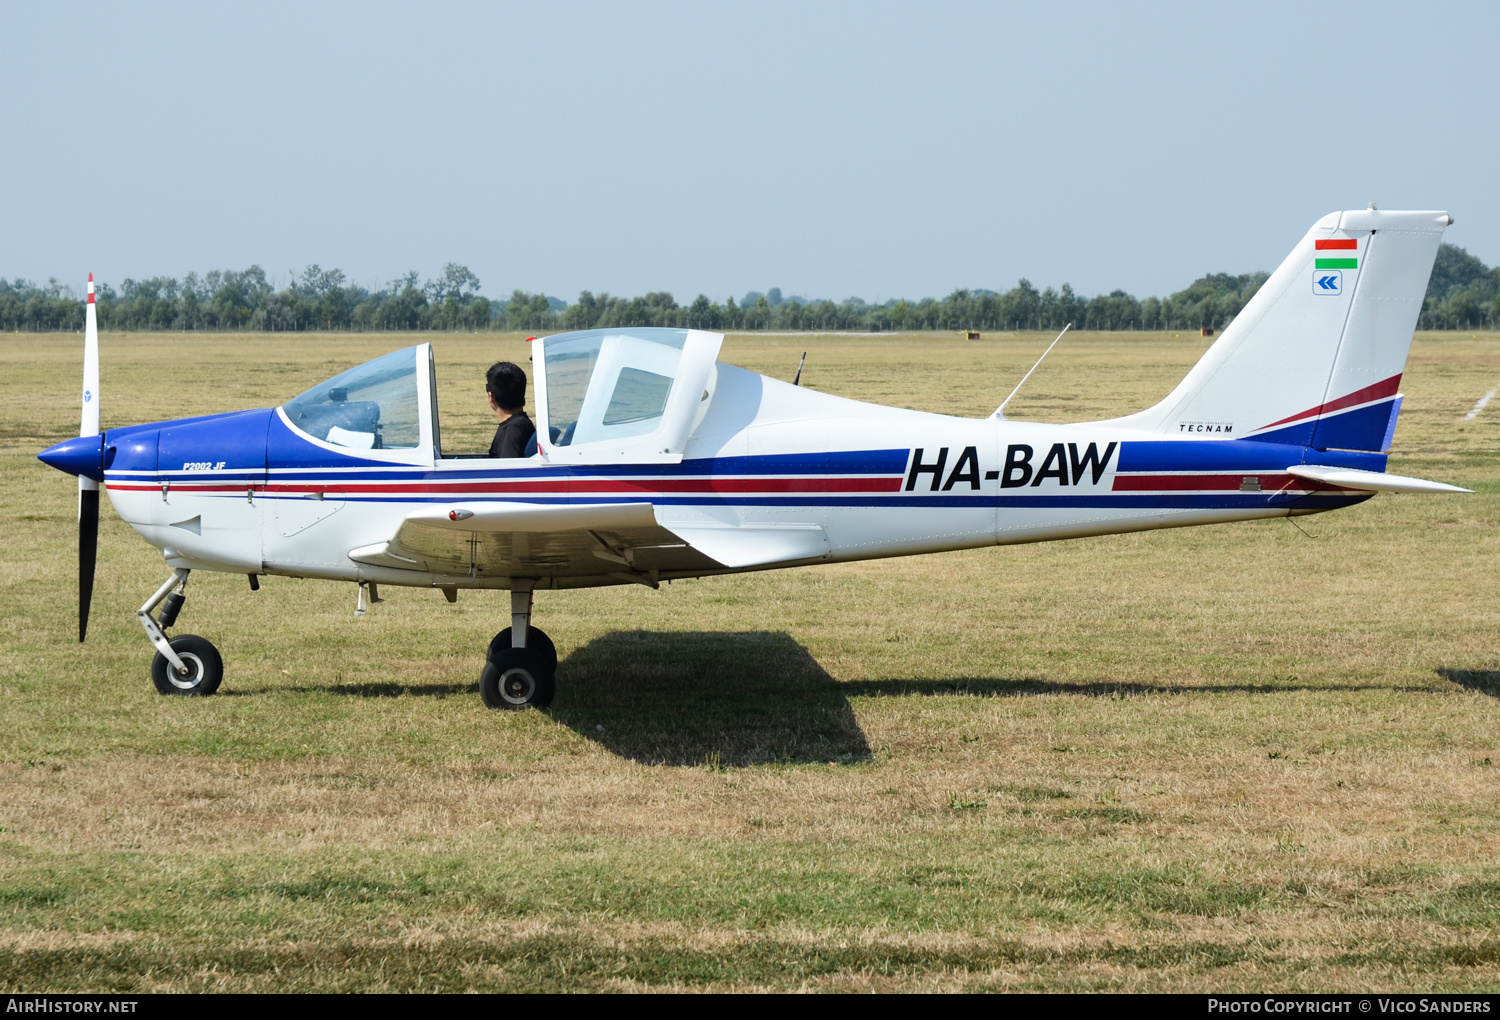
489;411;537;458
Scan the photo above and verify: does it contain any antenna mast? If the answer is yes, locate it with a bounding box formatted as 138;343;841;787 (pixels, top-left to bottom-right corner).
993;323;1071;419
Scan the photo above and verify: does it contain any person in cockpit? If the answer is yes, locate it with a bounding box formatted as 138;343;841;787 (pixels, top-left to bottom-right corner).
486;361;537;458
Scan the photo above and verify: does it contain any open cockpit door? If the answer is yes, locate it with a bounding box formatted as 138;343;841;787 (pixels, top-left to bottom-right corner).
534;328;722;464
277;342;440;466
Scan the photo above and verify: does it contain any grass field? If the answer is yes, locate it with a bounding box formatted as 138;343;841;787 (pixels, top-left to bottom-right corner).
2;329;1499;992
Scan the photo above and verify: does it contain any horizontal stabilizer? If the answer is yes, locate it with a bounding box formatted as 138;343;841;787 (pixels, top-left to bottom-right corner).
1286;465;1471;494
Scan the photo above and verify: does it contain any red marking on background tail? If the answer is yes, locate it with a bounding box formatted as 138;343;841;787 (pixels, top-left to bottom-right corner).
1258;373;1402;431
1315;239;1358;250
88;272;94;281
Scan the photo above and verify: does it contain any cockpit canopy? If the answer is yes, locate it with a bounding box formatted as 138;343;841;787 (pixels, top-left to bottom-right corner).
275;330;722;466
281;344;439;460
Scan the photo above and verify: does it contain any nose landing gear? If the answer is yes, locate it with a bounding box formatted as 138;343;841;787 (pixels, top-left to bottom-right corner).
140;568;223;696
479;580;556;710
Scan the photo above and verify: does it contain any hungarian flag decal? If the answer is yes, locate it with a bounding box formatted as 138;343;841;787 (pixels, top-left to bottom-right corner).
1315;238;1358;269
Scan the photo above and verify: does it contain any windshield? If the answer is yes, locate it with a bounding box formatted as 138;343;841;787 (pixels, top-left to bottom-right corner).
544;329;688;446
282;346;421;450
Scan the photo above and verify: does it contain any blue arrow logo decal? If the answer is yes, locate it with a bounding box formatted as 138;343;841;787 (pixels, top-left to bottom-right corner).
1312;269;1342;295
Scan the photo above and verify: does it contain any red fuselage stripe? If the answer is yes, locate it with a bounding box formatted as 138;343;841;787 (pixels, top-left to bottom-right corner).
1112;473;1357;493
106;476;905;495
1114;473;1293;491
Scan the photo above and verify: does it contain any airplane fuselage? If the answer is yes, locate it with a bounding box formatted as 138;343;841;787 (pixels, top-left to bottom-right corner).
98;364;1374;592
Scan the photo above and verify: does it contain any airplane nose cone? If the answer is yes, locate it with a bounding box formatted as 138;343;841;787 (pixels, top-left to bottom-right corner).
38;434;106;481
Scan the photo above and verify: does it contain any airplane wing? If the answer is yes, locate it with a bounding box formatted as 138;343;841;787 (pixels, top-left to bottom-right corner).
1285;465;1471;494
347;502;829;583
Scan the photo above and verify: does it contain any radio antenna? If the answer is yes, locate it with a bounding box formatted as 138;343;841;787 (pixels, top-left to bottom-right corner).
993;323;1071;419
792;351;807;386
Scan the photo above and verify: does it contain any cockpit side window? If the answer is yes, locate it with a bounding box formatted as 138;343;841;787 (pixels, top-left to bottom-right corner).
282;347;421;450
603;368;673;426
544;330;687;447
543;341;600;446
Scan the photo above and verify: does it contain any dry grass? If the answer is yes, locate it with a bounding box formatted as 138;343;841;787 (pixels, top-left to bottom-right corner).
1;329;1498;992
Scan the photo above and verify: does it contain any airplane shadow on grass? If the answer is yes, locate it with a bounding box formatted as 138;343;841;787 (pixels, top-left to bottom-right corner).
549;630;872;767
1435;668;1500;699
251;634;1448;765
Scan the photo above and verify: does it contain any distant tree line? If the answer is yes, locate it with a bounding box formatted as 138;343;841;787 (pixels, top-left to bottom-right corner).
2;245;1495;334
1419;244;1500;329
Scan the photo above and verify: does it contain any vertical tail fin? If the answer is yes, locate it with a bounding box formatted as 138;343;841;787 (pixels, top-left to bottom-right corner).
1102;209;1451;450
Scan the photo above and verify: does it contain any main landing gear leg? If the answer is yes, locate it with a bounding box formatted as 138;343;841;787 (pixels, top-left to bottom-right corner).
479;579;556;710
140;568;223;696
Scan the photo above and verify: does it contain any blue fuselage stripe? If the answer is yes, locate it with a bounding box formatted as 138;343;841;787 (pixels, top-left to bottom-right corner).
217;491;1369;511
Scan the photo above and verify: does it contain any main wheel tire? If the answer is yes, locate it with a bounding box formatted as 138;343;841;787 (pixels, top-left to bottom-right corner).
486;626;557;674
480;646;555;710
150;634;224;696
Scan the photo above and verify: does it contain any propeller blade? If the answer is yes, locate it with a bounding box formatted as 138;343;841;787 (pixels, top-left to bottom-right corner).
82;273;99;436
79;484;99;642
78;273;100;642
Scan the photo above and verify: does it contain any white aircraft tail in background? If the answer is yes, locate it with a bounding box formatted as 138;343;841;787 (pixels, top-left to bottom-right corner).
1101;208;1454;452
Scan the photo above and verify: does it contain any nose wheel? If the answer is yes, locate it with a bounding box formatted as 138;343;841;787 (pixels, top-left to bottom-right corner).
150;634;224;696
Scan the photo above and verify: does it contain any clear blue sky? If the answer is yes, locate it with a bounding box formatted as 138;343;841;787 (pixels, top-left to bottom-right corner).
3;1;1494;303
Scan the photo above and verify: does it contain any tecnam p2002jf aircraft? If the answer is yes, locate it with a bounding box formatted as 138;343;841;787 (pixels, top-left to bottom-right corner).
40;208;1468;709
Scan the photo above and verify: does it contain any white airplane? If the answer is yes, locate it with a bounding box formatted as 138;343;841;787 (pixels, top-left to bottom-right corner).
40;208;1469;709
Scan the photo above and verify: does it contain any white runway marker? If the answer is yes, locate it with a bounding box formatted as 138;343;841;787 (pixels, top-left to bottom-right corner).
1464;390;1496;420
